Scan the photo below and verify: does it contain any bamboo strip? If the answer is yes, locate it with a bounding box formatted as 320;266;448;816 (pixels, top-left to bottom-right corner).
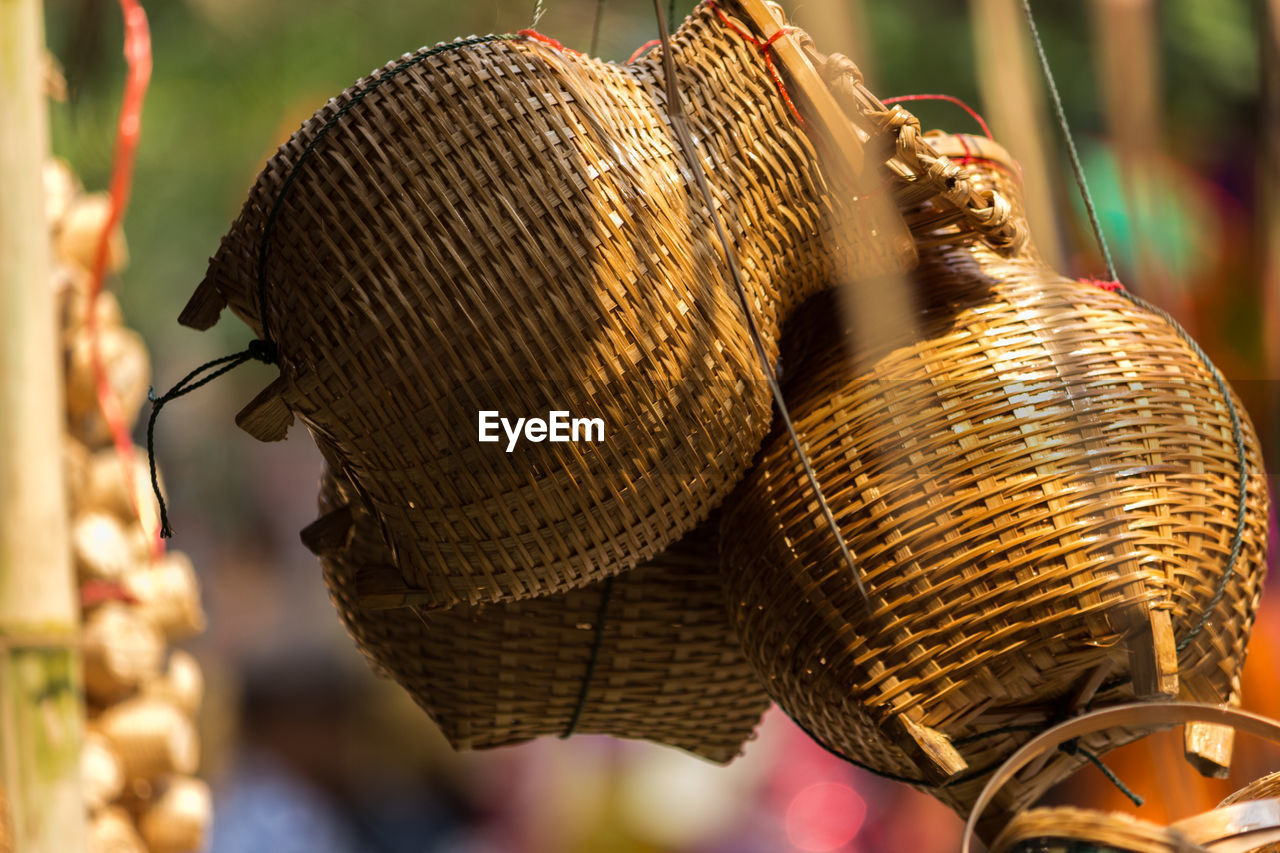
0;0;86;848
969;0;1066;271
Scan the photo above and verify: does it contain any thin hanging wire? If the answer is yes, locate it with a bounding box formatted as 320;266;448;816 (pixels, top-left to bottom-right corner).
1021;0;1118;282
649;0;870;607
590;0;605;55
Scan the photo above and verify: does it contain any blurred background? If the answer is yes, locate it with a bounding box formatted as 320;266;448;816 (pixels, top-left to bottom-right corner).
41;0;1280;850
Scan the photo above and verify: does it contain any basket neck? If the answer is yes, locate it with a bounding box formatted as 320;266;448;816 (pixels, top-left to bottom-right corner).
912;132;1039;264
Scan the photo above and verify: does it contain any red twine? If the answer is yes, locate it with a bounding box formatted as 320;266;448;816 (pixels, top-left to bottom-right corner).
87;0;161;561
1080;277;1125;292
882;93;993;141
517;29;583;57
706;0;807;129
627;38;662;64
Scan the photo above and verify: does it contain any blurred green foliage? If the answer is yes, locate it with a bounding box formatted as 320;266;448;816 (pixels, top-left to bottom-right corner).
45;0;1258;351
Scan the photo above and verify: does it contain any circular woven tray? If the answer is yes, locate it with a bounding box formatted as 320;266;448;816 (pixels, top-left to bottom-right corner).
978;704;1280;853
1221;771;1280;853
720;133;1270;828
315;467;771;763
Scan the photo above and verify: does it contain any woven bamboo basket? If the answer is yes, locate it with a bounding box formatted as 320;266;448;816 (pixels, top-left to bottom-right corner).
180;0;1024;610
719;133;1270;830
309;467;771;763
974;704;1280;853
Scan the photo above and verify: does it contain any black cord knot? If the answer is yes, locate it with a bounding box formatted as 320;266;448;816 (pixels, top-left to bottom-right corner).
147;340;281;539
248;338;278;364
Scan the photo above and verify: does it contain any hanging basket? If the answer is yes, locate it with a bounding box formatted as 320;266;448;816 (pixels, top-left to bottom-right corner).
177;0;1028;611
309;467;771;763
719;133;1270;829
179;0;919;610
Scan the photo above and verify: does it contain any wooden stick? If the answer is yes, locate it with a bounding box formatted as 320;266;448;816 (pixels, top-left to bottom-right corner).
970;0;1066;272
0;0;87;848
1090;0;1178;313
1264;0;1280;452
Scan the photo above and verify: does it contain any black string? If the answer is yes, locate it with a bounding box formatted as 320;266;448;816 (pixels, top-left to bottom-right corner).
1059;739;1144;807
560;576;614;738
782;708;1141;803
779;688;1144;803
146;340;278;537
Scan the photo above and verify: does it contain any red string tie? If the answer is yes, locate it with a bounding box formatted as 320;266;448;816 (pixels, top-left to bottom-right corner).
1080;277;1125;292
88;0;160;561
706;0;807;129
627;38;663;64
882;93;993;140
517;29;583;57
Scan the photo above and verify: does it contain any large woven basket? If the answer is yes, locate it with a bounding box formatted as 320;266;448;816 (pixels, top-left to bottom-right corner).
719;133;1270;829
310;468;771;763
180;0;1023;610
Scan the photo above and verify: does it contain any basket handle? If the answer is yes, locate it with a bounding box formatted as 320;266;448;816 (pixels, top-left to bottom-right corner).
962;702;1280;853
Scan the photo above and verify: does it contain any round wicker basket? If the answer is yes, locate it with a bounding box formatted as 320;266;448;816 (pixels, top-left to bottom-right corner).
313;468;771;763
179;0;1027;611
719;134;1270;828
181;1;919;610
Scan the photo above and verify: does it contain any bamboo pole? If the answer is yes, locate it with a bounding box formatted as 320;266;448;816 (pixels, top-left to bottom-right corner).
1265;0;1280;454
1089;0;1188;326
788;0;877;88
969;0;1067;273
0;0;88;849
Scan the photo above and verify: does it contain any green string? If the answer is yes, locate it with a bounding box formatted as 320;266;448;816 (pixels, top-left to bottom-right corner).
1021;0;1117;282
590;0;605;55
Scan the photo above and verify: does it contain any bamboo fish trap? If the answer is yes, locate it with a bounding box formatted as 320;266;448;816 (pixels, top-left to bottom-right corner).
307;467;770;763
719;133;1270;832
180;0;1022;611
